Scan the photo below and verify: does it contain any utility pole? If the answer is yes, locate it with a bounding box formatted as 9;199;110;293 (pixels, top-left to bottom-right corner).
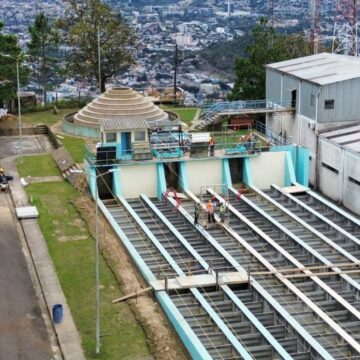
98;27;102;94
310;0;321;54
173;43;178;106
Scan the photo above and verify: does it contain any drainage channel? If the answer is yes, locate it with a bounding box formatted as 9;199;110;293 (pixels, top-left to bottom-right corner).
266;185;360;246
243;187;360;280
104;198;249;359
179;191;360;359
300;191;360;236
157;196;340;359
129;195;295;359
223;188;360;297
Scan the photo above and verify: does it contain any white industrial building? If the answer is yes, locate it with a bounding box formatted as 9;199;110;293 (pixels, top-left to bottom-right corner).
266;53;360;214
317;123;360;214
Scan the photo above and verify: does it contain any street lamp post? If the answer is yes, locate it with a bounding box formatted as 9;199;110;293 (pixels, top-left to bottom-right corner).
71;167;115;354
0;53;27;163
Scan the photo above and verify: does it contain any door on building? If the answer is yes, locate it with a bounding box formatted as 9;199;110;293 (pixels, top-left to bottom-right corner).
291;90;297;108
121;132;131;156
96;167;114;200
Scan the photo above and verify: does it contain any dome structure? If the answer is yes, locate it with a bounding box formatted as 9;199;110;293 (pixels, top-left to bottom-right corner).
73;87;169;129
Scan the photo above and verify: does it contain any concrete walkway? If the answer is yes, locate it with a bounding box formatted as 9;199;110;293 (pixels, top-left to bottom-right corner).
2;155;85;360
189;108;202;131
26;176;64;184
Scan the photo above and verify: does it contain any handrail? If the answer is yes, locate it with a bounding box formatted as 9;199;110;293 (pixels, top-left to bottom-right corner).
198;99;294;124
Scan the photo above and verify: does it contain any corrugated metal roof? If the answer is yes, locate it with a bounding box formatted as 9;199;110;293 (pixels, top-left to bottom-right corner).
99;116;149;131
321;123;360;153
267;53;360;86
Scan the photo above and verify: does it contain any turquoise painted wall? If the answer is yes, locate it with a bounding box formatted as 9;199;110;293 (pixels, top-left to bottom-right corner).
112;168;122;197
179;161;189;191
271;145;309;187
89;167;97;198
62;120;100;139
296;146;310;187
243;157;253;186
270;145;296;165
284;152;296;186
157;163;167;200
222;159;232;193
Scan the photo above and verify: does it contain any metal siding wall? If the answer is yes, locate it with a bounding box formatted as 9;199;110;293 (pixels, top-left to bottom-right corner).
266;69;281;100
318;78;360;123
282;76;299;104
300;82;318;120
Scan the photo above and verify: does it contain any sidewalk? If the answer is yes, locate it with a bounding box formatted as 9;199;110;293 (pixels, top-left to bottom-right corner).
2;155;85;360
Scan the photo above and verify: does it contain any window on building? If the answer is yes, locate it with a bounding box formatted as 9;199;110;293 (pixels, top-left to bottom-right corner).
310;94;315;106
322;162;339;174
105;132;117;143
349;176;360;186
324;99;335;109
134;130;146;141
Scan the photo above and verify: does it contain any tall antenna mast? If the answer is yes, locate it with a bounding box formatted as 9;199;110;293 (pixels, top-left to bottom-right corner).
332;0;358;56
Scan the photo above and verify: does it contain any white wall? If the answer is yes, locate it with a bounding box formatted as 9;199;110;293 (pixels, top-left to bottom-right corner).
120;164;157;198
267;113;318;185
343;150;360;214
318;138;342;203
186;159;222;194
249;152;286;189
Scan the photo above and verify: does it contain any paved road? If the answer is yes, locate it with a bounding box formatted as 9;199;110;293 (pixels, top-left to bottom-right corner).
0;137;43;159
0;137;53;359
0;193;53;359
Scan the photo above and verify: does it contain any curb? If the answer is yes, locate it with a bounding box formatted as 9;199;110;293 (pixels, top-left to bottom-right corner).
1;155;85;360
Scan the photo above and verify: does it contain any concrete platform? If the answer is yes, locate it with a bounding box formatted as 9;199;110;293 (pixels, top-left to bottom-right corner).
151;271;248;291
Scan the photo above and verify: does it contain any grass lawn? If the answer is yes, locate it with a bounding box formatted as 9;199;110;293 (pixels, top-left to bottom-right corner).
22;108;80;126
161;106;199;125
21;180;151;360
16;154;61;177
62;136;86;164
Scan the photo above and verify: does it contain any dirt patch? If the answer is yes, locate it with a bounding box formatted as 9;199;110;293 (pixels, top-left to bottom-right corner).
73;196;189;360
57;235;88;242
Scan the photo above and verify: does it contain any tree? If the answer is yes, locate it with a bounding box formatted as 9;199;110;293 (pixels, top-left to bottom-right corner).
28;13;59;102
60;0;136;93
0;22;28;110
229;18;310;100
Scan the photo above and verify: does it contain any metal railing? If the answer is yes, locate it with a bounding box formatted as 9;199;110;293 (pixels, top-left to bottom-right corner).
254;121;291;146
84;140;265;166
197;99;294;125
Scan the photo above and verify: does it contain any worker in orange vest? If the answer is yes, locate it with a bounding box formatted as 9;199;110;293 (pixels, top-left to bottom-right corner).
209;136;216;157
206;200;215;225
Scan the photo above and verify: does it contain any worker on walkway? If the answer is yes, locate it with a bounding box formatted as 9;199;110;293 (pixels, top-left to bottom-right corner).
194;203;201;225
219;203;226;223
209;136;216;157
206;200;215;225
